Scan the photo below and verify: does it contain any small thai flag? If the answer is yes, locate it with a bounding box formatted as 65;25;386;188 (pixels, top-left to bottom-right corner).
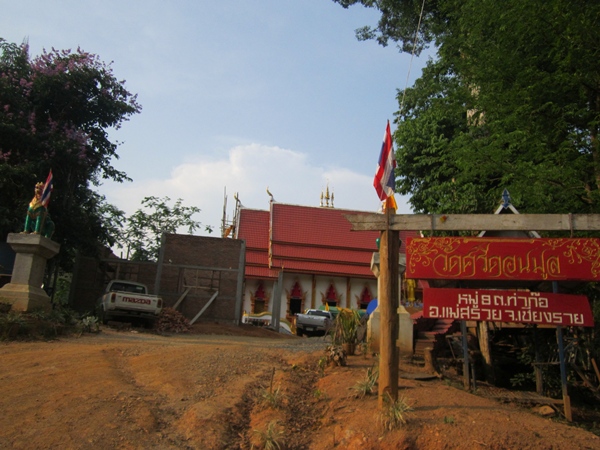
373;121;397;209
41;170;53;208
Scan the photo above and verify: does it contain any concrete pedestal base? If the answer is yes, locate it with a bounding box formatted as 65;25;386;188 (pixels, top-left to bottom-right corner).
367;307;381;354
367;305;414;357
0;283;52;312
0;233;60;312
397;305;414;358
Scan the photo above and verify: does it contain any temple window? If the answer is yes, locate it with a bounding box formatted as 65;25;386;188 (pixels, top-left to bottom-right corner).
288;281;304;315
358;286;372;310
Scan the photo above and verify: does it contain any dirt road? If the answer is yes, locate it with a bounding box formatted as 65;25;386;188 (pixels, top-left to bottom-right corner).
0;325;598;449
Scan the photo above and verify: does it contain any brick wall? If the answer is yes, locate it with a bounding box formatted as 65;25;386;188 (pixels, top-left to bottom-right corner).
70;234;244;323
158;234;244;322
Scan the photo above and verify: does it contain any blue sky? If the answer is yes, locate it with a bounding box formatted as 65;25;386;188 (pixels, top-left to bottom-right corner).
3;0;430;235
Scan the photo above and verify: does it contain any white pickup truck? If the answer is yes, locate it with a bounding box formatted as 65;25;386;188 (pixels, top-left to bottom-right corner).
96;280;163;326
295;309;335;336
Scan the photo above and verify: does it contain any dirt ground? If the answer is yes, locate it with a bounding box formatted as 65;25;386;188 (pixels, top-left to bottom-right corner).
0;323;599;450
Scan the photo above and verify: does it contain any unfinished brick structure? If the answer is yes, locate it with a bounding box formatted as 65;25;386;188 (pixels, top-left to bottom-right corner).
69;234;245;324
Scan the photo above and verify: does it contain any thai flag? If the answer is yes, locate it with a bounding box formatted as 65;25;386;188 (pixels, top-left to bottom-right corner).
373;120;397;202
41;170;53;208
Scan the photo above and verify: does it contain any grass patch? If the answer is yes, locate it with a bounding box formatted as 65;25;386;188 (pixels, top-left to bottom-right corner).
379;393;414;431
251;420;285;450
351;365;379;398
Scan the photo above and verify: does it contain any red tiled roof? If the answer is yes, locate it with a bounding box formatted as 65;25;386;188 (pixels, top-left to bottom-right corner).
269;204;377;278
236;208;270;250
245;266;279;279
236;203;419;280
245;250;268;265
271;243;373;264
273;259;374;277
271;203;378;249
237;208;278;279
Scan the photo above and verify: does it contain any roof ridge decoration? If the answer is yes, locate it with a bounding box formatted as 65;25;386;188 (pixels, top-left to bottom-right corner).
320;184;334;208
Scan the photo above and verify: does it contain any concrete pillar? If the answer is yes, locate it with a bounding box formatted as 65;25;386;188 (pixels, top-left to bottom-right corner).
0;233;60;312
397;304;413;358
367;306;381;353
369;252;413;358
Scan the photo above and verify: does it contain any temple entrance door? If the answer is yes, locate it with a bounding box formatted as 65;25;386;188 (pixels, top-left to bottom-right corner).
290;297;302;315
254;299;266;314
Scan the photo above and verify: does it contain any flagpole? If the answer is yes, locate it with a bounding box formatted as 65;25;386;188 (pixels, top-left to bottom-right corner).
373;120;400;408
378;204;400;408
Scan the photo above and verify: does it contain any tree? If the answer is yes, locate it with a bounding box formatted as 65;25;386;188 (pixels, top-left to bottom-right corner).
0;39;141;267
393;58;499;214
332;0;447;54
118;196;213;262
444;0;600;214
334;0;600;215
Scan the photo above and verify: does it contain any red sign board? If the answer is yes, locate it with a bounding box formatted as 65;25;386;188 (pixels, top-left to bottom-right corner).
406;237;600;281
423;288;594;327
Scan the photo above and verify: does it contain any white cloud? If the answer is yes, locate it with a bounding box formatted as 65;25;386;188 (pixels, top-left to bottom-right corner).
100;143;412;235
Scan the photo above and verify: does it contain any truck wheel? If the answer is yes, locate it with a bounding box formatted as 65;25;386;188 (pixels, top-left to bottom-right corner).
99;309;111;325
296;328;303;337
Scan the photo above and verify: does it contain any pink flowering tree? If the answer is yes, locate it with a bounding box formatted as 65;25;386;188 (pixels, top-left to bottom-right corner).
0;38;140;268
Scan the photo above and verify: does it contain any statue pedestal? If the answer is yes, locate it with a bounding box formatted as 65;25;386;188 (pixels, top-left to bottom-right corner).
367;306;381;353
397;305;414;358
0;233;60;312
369;251;413;357
367;306;414;357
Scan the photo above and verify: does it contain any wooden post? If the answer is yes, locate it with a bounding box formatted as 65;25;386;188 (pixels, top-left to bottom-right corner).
533;326;544;395
477;321;495;384
460;320;471;390
378;209;400;409
557;326;572;421
552;281;572;422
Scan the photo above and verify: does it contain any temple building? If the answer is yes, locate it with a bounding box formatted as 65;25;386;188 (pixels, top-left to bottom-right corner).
233;193;418;328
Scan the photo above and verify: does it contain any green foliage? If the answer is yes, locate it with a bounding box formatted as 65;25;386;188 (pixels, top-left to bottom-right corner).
313;388;327;400
332;0;445;54
118;196;212;261
80;315;100;333
261;385;284;410
379;393;414;431
333;1;600;216
317;355;328;374
251;420;285;450
52;272;72;308
351;364;379;398
331;309;361;345
0;306;84;340
0;311;25;340
0;38;141;268
260;367;284;410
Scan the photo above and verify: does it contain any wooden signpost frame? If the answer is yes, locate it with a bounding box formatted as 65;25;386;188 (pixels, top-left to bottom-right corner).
345;212;600;420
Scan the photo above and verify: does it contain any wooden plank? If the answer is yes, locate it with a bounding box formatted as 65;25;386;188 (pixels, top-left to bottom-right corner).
345;213;600;232
172;287;191;311
592;358;600;386
570;363;600;395
190;291;219;325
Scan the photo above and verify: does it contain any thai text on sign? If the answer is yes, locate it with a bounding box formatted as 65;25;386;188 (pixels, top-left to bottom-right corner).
423;288;594;327
406;237;600;281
